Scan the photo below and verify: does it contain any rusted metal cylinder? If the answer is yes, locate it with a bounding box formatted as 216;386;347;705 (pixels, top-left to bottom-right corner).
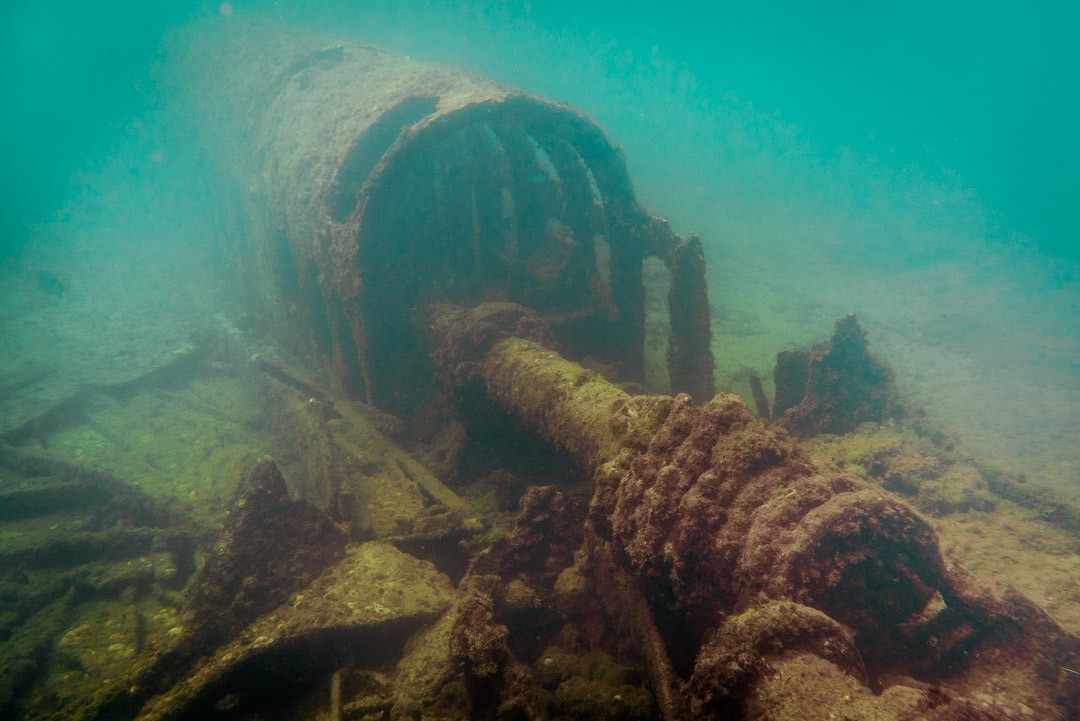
172;18;714;415
424;302;633;467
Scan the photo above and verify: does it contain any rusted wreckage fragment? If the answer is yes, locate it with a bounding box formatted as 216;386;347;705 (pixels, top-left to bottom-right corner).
426;301;1079;720
774;312;899;438
79;458;454;721
660;233;715;404
134;540;452;721
248;350;473;545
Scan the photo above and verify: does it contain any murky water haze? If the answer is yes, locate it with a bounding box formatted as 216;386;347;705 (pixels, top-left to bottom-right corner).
1;0;1077;495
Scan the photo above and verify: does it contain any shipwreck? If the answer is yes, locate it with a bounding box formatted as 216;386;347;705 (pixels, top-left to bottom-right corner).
1;17;1077;721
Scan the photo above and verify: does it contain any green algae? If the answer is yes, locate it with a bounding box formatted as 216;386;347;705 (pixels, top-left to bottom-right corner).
0;364;273;720
804;418;1080;532
804;422;997;516
39;375;267;530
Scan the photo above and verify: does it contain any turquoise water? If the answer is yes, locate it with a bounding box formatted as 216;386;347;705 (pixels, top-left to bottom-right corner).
1;4;1079;719
4;1;1077;258
1;1;1077;494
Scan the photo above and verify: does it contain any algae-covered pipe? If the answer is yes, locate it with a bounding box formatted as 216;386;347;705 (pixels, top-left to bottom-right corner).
170;18;714;416
425;302;633;467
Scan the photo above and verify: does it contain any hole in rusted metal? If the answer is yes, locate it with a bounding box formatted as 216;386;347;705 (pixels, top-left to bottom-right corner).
328;95;438;222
